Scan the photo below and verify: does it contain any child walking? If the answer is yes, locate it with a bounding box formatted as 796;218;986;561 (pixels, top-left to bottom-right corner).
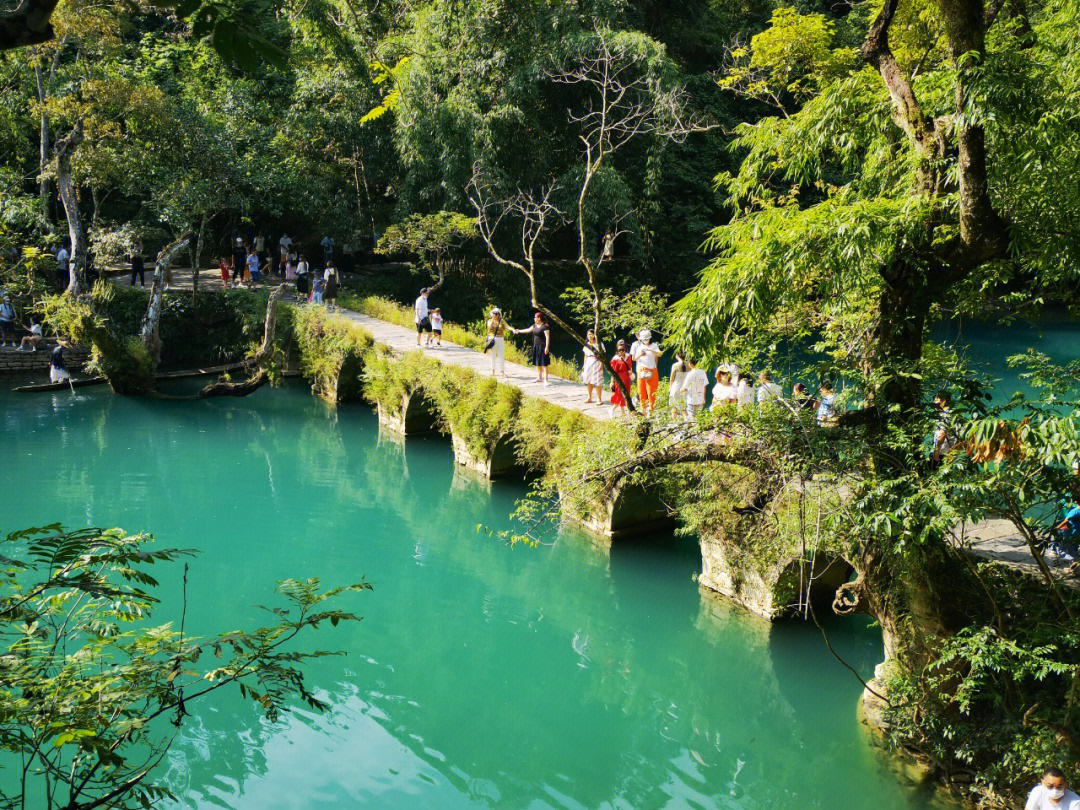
311;272;324;304
430;309;443;346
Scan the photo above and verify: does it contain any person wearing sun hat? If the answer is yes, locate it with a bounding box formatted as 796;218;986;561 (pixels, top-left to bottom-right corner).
485;307;507;375
629;328;662;417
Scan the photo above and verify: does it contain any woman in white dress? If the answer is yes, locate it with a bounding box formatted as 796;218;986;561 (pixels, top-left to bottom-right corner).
581;329;605;404
669;352;690;418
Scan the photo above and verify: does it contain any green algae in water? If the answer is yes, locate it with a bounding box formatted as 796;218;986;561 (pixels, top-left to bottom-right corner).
1;383;949;810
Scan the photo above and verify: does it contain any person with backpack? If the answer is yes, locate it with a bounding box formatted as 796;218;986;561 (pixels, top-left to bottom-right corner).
323;261;339;310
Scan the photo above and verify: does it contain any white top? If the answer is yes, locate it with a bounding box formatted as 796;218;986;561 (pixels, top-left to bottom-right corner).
736;379;755;407
630;340;661;371
279;236;292;253
713;382;737;403
30;323;42;336
683;368;708;406
670;369;688;397
56;248;69;266
1026;786;1080;810
296;261;308;276
321;236;334;247
324;267;335;281
757;381;782;404
430;313;443;329
415;295;429;323
255;236;265;251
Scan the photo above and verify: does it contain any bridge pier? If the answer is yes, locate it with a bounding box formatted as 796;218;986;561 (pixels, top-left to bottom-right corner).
698;534;852;620
563;478;676;540
377;389;441;435
451;431;528;479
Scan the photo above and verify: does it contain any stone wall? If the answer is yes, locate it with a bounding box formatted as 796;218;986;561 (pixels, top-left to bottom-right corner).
0;343;90;375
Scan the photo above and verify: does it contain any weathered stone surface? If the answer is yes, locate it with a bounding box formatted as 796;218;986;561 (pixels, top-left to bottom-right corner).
377;390;441;435
698;533;853;620
451;431;528;480
562;478;676;540
0;343;89;375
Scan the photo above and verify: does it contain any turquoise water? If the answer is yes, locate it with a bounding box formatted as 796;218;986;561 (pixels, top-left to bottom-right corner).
1;383;941;810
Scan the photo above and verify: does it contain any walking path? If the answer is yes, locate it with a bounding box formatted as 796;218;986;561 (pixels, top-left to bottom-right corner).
102;271;1080;584
334;307;613;421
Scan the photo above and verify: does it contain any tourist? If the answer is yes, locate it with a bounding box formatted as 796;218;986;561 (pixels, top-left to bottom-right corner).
415;288;431;346
932;390;956;463
486;307;506;376
582;329;605;404
601;229;615;260
713;367;737;407
246;248;261;285
323;261;339;310
683;359;709;419
218;257;230;290
0;294;17;348
669;352;690;418
18;315;43;352
1051;500;1080;567
296;255;310;301
756;370;782;406
630;329;661;416
130;242;145;287
1024;767;1080;810
793;382;818;412
279;233;292;266
430;308;443;346
285;251;297;282
609;339;634;417
56;243;69;277
321;234;334;265
735;372;755;408
254;231;266;263
49;337;71;383
511;312;551;384
817;380;837;426
230;238;246;288
311;271;324;304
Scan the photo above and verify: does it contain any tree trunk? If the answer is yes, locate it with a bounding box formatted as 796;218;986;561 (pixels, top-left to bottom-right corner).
182;285;287;399
34;63;50;221
55;122;85;296
139;232;193;374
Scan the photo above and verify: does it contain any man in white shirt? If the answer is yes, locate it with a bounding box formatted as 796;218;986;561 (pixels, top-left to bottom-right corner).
682;359;708;419
756;370;783;406
1026;767;1080;810
279;234;292;259
629;329;662;417
56;245;69;275
414;288;431;346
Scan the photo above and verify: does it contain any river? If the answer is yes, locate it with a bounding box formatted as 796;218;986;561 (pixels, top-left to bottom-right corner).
0;381;950;810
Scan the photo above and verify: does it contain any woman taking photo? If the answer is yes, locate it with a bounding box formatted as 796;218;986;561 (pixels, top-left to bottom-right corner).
581;329;605;404
511;312;551;384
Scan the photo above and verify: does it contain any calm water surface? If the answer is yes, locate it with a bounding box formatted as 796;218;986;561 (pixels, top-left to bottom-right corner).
2;383;944;810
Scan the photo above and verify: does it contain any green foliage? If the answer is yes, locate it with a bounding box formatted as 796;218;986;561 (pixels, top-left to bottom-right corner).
361;346;436;415
560;285;670;345
291;303;374;400
432;368;522;459
0;524;366;810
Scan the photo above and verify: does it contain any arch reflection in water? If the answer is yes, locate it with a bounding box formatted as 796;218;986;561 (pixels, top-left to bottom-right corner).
0;383;945;810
